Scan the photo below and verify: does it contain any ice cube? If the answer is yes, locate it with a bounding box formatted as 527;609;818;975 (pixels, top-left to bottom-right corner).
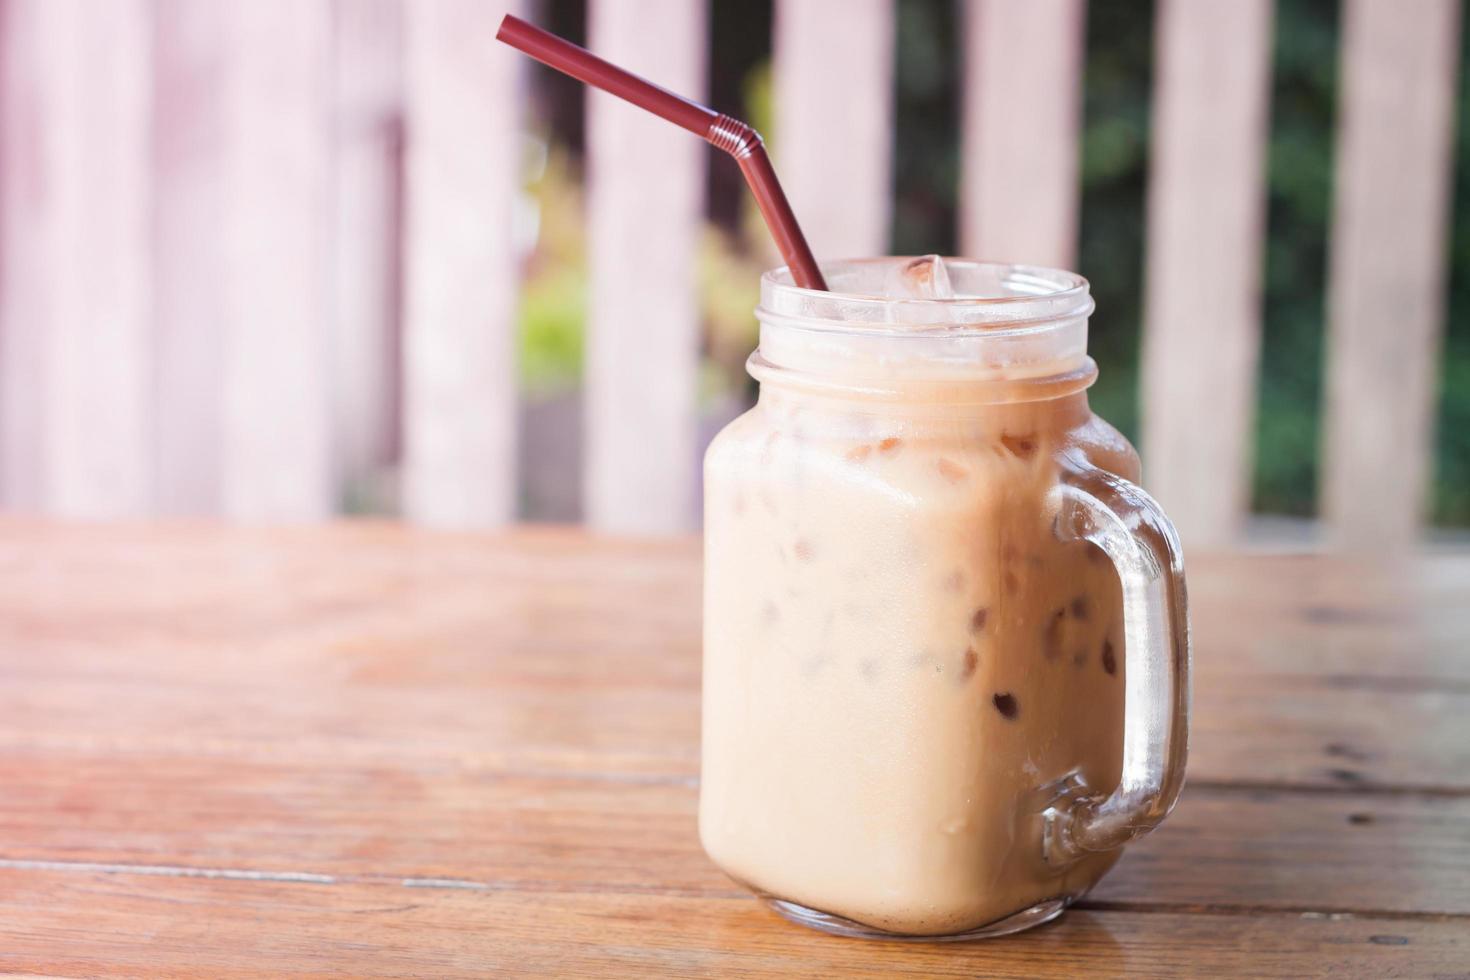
883;254;956;299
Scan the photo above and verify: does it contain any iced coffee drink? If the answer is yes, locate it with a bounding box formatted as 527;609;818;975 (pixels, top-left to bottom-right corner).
701;258;1189;939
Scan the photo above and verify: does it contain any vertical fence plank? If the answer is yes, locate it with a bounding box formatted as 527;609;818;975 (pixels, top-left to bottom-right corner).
153;0;226;514
156;1;335;520
960;0;1085;267
0;0;153;517
402;0;520;527
1139;0;1274;549
215;0;336;521
219;1;335;521
332;0;403;512
583;0;706;533
1322;0;1462;551
773;0;894;259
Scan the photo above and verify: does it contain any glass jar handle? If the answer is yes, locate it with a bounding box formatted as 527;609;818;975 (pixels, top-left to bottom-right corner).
1043;452;1191;866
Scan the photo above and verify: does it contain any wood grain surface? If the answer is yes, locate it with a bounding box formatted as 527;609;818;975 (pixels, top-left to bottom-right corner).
0;521;1466;977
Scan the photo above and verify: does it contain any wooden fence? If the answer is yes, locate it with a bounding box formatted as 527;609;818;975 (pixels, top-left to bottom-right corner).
0;0;1461;549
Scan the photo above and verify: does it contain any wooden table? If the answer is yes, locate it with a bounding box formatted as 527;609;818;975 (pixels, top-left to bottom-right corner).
1;522;1466;977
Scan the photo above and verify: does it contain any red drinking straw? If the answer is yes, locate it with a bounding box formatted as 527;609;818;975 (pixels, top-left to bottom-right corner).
496;14;829;292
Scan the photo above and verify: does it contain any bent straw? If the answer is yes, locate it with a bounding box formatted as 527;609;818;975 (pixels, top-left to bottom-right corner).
496;14;828;291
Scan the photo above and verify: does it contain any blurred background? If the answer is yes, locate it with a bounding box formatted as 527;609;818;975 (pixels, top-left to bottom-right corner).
1;0;1466;551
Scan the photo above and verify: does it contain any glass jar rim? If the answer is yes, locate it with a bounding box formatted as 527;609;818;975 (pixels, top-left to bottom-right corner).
760;257;1094;335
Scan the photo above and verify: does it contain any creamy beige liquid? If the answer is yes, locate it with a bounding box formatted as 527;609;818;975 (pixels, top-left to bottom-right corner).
701;386;1136;935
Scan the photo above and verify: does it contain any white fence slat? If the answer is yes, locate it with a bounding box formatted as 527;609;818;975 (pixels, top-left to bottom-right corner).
402;0;521;527
583;0;706;534
960;0;1085;267
1139;0;1274;549
773;0;894;259
1322;0;1463;551
0;0;153;517
219;0;336;521
331;0;403;507
153;0;227;515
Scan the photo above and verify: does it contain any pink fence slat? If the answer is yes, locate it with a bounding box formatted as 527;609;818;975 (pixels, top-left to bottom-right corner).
153;0;227;515
583;0;707;534
0;0;153;517
218;0;336;521
402;0;521;527
1139;0;1274;549
1321;0;1463;551
960;0;1085;267
773;0;894;259
331;0;403;512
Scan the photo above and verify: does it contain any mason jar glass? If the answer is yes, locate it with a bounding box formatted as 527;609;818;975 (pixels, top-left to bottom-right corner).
700;258;1190;940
